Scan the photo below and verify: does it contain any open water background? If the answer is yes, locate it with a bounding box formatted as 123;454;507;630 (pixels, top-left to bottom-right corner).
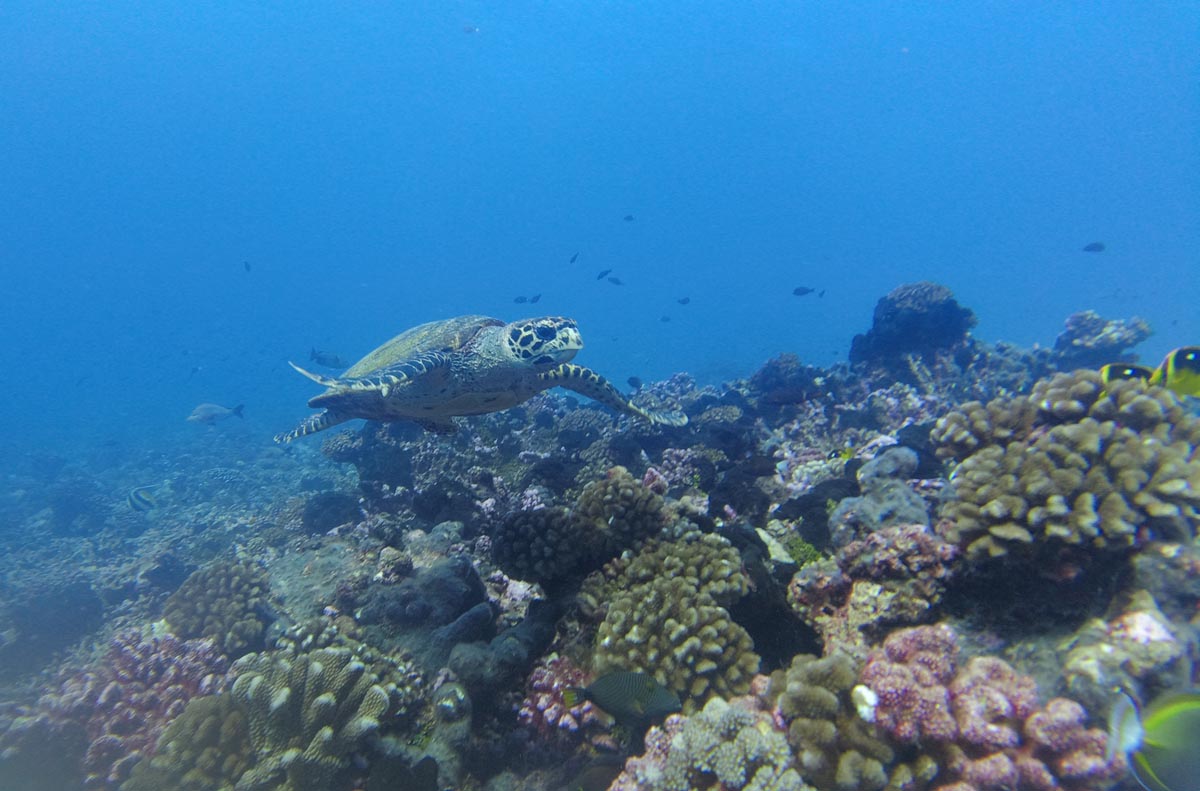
2;2;1197;457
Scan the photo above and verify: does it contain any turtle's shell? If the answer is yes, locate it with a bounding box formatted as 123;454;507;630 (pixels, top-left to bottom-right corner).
343;315;503;377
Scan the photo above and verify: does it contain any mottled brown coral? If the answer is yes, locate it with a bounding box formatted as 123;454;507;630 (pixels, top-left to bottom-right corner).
933;372;1200;564
574;465;669;552
163;559;270;657
589;536;758;712
491;507;589;587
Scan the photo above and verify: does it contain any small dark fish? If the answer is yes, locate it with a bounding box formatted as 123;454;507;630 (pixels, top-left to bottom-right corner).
74;374;91;387
819;289;826;298
563;671;681;728
793;286;815;296
529;293;541;303
627;376;643;390
310;349;350;368
243;261;251;272
188;365;202;378
127;486;159;512
463;24;479;34
187;403;244;425
607;276;623;286
570;252;579;264
596;269;612;280
677;297;690;305
514;295;528;304
623;214;635;222
1082;242;1106;253
660;315;671;322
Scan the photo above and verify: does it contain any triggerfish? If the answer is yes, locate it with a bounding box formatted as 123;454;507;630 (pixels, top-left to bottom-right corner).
563;671;681;729
1107;691;1200;791
1149;347;1200;398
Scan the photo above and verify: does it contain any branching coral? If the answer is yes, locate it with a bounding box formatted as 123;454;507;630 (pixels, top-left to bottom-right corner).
932;372;1200;565
163;559;271;657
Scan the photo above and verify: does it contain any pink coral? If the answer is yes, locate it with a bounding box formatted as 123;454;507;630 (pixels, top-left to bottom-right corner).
860;623;959;743
13;630;228;789
516;655;601;743
950;656;1038;750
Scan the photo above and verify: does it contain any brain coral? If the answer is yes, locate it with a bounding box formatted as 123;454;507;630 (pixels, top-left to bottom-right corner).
588;535;758;711
932;372;1200;564
163;559;271;657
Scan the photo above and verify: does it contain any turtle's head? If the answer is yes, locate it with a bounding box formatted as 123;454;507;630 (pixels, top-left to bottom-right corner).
505;317;583;369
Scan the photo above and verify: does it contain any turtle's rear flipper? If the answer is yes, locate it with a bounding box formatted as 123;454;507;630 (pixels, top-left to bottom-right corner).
540;365;688;427
274;410;351;443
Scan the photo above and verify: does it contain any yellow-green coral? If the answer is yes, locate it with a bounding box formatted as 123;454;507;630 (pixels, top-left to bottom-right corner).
230;647;392;791
933;372;1200;563
121;695;254;791
588;536;759;712
163;559;270;657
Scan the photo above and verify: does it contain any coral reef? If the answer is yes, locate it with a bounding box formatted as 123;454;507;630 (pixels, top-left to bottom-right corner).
0;629;228;790
163;558;271;658
768;651;931;791
827;447;930;548
490;506;588;588
1051;310;1152;369
787;523;959;657
228;647;393;791
933;372;1200;567
120;695;253;791
608;694;805;791
516;654;603;745
849;282;977;367
585;535;759;711
859;624;1125;791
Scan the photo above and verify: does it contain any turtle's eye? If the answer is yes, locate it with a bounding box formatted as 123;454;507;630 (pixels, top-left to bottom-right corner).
536;326;557;340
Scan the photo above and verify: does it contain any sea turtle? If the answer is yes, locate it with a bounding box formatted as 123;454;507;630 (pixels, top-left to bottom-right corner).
274;315;687;443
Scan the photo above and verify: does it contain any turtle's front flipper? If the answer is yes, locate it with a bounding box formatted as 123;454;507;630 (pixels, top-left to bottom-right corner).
274;410;351;443
540;364;688;427
341;351;452;397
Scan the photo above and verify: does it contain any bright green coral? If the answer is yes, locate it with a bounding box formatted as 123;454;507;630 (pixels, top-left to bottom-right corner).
229;647;392;791
586;535;758;711
163;558;270;657
933;372;1200;564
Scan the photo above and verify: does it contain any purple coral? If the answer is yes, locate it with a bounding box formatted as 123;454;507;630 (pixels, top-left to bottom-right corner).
20;630;228;788
860;623;959;744
516;655;601;743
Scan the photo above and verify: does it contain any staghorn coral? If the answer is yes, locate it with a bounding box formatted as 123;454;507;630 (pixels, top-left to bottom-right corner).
933;372;1200;565
767;651;934;791
608;694;805;791
228;647;392;791
588;535;758;711
163;558;271;657
120;695;253;791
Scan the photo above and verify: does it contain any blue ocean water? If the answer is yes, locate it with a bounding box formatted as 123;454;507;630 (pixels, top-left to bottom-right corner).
2;2;1196;455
